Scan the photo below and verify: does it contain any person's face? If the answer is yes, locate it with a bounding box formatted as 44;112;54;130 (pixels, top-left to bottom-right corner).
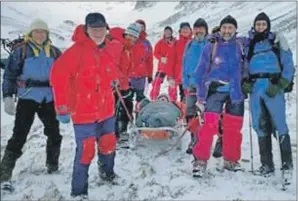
255;20;268;33
180;26;191;37
164;29;172;39
220;24;236;40
138;23;145;32
193;26;206;38
86;26;107;42
124;34;138;45
31;29;48;45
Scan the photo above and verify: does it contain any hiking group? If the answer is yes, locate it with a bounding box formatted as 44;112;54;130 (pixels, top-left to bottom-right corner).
0;11;295;199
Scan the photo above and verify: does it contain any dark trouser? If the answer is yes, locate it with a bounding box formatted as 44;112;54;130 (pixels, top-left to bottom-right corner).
114;90;133;138
1;99;62;181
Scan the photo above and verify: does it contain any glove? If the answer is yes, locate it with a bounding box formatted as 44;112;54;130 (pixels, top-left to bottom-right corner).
161;57;167;64
242;81;253;94
195;101;205;113
147;77;153;84
266;77;289;97
56;114;71;124
3;97;16;116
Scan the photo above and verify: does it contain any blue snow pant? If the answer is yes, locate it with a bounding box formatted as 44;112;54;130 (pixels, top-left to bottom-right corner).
250;79;289;137
71;117;116;196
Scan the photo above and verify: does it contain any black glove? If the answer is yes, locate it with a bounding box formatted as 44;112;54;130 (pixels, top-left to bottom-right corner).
147;77;153;84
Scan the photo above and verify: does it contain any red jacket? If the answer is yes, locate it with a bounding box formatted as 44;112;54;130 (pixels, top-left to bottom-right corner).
174;34;192;84
109;27;129;90
50;25;122;124
154;36;176;77
126;38;152;78
109;27;125;44
138;31;153;79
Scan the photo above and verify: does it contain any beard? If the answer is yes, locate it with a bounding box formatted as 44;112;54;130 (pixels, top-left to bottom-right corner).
220;32;235;41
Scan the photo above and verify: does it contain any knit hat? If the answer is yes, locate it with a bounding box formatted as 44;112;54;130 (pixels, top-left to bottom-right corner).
220;15;238;29
124;23;141;38
193;18;208;33
164;26;173;33
28;18;49;34
180;22;191;30
85;12;108;28
254;12;271;31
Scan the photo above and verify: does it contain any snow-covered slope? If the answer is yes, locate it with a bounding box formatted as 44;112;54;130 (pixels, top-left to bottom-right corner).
1;2;297;200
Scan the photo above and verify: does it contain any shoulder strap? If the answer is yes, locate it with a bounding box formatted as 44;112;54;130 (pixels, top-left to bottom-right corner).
50;46;58;60
269;36;283;71
206;41;217;74
235;39;245;59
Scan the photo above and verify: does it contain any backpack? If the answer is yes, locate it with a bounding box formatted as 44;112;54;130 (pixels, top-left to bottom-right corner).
2;36;58;70
270;37;294;93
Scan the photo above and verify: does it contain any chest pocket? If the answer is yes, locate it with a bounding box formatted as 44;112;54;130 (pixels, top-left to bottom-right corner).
20;50;54;81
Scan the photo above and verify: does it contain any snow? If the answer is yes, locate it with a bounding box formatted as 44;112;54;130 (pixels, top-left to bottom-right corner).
1;2;296;200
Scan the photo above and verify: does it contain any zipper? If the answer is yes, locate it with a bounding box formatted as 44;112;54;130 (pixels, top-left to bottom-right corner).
94;50;100;93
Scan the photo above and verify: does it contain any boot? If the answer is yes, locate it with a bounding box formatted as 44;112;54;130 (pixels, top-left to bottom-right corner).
0;150;19;182
97;159;116;182
46;139;61;174
212;136;223;158
192;159;207;178
223;160;242;172
256;135;275;176
278;134;293;184
279;134;293;169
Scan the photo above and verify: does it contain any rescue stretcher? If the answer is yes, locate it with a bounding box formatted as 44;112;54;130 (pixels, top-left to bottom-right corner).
127;119;186;150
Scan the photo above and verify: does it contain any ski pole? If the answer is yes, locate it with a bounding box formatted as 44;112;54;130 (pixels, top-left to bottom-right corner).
248;95;254;173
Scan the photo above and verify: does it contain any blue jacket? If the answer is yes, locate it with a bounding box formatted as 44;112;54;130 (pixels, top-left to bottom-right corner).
247;30;295;83
195;33;245;103
182;38;208;89
2;40;61;103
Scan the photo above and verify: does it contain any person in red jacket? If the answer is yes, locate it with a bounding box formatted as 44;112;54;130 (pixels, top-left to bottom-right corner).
135;19;153;94
171;22;192;102
150;26;176;100
50;13;122;199
109;25;141;140
120;20;152;113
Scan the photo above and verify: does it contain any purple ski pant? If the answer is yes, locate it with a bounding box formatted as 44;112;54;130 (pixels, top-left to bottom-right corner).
71;117;116;196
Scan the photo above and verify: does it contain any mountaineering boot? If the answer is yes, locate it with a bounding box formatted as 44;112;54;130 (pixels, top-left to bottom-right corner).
71;194;89;201
279;134;293;183
192;159;207;178
0;150;19;182
223;160;243;172
256;135;275;177
46;138;62;174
